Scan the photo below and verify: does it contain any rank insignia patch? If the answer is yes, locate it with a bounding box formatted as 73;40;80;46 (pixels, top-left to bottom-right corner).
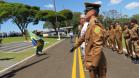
94;26;100;33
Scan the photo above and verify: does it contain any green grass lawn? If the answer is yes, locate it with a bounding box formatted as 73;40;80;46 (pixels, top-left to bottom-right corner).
2;37;25;43
0;67;4;71
0;38;58;61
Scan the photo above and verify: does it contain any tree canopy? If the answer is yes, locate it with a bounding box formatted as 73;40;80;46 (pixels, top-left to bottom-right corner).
0;1;40;40
39;10;65;34
59;9;73;21
59;9;73;27
0;1;74;37
1;1;139;37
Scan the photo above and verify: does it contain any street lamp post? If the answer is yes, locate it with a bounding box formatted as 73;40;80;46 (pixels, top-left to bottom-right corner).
52;0;61;40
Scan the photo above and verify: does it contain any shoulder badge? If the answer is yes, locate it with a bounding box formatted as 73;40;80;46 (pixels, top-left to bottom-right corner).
94;26;101;34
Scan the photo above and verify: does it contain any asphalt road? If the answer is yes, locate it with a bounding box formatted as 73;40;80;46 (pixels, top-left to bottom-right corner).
1;39;73;78
1;39;139;78
105;48;139;78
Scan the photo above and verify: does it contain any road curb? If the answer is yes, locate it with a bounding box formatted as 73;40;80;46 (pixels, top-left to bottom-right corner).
0;39;65;77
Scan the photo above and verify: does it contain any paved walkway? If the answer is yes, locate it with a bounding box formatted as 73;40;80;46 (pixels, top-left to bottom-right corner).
0;39;139;78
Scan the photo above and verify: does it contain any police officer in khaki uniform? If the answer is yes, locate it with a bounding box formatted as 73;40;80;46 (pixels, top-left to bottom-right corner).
103;28;108;47
109;24;116;51
129;19;139;59
104;28;110;47
123;23;133;57
70;2;107;78
107;27;111;48
115;22;123;54
106;26;112;48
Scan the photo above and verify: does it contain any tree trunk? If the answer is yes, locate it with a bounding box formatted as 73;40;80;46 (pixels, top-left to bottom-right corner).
12;18;29;41
65;21;68;27
52;23;58;35
23;29;28;41
54;27;58;35
18;26;28;41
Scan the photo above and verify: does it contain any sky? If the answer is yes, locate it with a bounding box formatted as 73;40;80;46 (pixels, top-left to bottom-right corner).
1;0;139;32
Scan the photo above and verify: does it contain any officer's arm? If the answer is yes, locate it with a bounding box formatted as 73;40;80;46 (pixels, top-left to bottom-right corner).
124;30;130;38
91;26;103;67
74;34;85;49
131;29;138;40
119;25;122;31
70;31;85;53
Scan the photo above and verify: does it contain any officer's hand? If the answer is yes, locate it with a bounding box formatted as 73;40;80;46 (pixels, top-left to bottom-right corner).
70;47;75;53
85;63;97;70
85;62;92;70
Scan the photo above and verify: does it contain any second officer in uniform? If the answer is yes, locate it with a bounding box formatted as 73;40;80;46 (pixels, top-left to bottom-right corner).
70;2;107;78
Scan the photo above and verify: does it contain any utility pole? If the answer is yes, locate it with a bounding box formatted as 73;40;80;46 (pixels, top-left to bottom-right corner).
52;0;61;40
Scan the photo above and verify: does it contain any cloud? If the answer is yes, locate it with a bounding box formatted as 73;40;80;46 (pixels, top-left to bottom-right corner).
44;4;54;9
110;0;122;4
125;2;139;9
94;1;102;4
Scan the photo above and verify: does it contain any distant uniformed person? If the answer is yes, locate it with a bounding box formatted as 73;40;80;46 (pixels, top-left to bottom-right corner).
129;19;139;59
123;23;132;56
109;24;116;51
106;26;112;48
115;22;123;54
70;2;107;78
103;28;107;47
106;27;111;48
69;29;74;47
